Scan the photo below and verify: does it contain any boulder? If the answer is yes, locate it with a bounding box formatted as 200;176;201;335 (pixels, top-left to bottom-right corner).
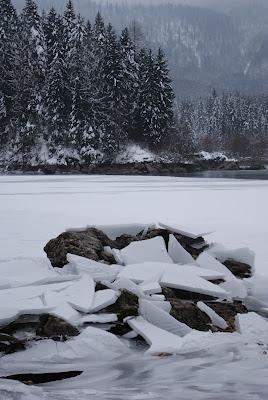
0;333;25;354
169;300;211;331
223;259;252;279
36;314;79;339
162;287;217;301
44;228;116;268
103;290;139;321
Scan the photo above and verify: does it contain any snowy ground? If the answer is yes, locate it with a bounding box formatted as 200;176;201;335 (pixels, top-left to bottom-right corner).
0;175;268;399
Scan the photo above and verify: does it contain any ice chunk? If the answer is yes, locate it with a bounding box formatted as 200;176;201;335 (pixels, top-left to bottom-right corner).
119;262;165;283
0;327;128;376
150;300;172;313
104;277;145;298
173;263;226;281
208;244;255;269
67;254;122;281
159;222;210;239
128;316;183;354
44;292;80;325
64;276;95;313
0;258;77;288
161;265;228;298
139;299;191;337
79;314;118;325
168;234;195;264
90;223;152;240
197;302;228;330
235;312;268;341
196;252;232;277
139;282;162;295
121;237;173;265
111;249;124;265
90;289;119;313
197;252;247;299
0;298;51;327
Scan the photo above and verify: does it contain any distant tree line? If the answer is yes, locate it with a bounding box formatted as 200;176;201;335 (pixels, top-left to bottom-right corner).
0;0;268;167
0;0;174;165
175;91;268;157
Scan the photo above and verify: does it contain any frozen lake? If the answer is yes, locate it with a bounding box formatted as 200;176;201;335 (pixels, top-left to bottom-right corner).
0;174;268;400
0;174;267;276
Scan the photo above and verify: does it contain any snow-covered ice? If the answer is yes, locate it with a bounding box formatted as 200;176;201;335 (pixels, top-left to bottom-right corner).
1;175;268;399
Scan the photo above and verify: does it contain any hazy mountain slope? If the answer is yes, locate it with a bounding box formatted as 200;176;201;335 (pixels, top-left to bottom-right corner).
13;0;268;98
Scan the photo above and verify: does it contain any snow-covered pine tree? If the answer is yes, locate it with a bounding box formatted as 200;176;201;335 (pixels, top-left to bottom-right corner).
119;27;139;140
44;8;66;147
135;48;174;148
0;0;19;144
18;0;47;154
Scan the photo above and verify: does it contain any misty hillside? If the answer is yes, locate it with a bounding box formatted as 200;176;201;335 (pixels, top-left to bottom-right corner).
13;0;268;98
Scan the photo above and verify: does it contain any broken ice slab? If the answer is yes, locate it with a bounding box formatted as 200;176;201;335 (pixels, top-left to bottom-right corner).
67;254;122;281
197;252;248;299
64;276;95;313
160;265;228;299
104;277;146;298
168;234;195;264
119;262;165;283
235;312;268;341
0;298;51;327
90;289;119;313
0;258;78;289
158;222;212;239
139;299;191;337
119;261;225;287
197;302;228;330
89;223;155;240
128;316;183;355
139;281;162;295
208;244;255;269
78;314;118;325
0;327;128;376
44;292;81;325
120;237;173;265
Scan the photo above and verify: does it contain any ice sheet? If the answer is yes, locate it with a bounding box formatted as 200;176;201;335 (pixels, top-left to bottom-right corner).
197;302;228;330
121;237;173;265
168;234;195;264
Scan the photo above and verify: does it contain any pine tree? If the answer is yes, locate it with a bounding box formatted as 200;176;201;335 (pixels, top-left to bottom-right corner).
18;0;47;153
0;0;19;144
44;8;65;146
119;27;139;139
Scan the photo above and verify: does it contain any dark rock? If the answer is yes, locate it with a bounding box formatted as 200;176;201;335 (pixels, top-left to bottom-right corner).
204;301;248;332
103;290;139;321
4;371;82;385
0;333;25;354
162;287;217;301
169;300;211;331
95;282;109;291
108;322;132;336
36;314;79;339
223;259;252;279
44;228;116;268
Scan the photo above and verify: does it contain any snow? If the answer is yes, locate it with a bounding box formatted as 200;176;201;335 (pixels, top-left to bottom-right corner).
168;234;195;264
0;175;268;399
120;236;173;265
197;302;228;330
116;144;159;163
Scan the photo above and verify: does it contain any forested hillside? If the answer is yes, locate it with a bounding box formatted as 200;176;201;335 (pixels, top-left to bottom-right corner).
0;0;174;166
